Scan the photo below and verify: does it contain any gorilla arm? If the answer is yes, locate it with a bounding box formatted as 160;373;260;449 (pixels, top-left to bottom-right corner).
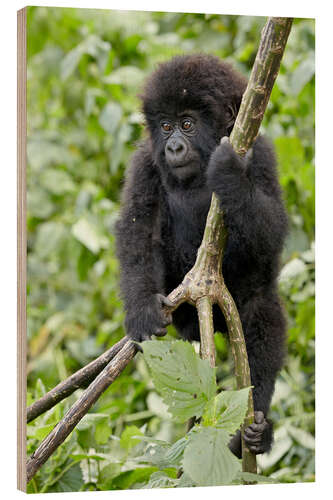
115;143;172;341
207;135;288;271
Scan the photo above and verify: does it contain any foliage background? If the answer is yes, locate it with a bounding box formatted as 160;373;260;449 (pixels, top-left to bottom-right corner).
26;7;315;492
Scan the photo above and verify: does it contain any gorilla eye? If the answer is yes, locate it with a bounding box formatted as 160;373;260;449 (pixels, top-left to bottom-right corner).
161;122;172;132
182;119;192;131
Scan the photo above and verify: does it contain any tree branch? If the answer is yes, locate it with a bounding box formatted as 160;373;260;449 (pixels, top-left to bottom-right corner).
26;340;137;483
231;17;293;156
228;16;293;473
27;336;129;422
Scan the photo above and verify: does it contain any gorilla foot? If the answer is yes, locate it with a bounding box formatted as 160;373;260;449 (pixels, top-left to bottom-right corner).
243;411;273;455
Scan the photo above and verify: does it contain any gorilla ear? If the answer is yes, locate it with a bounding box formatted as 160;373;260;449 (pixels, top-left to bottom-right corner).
225;102;238;135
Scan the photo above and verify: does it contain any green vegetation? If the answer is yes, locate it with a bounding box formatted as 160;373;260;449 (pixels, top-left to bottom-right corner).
26;7;315;492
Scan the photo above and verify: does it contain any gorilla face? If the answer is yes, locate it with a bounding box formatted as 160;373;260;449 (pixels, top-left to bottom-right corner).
141;55;248;186
151;110;218;183
160;112;202;180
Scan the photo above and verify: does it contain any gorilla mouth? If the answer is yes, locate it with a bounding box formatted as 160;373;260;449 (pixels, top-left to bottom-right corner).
172;158;197;169
173;162;191;168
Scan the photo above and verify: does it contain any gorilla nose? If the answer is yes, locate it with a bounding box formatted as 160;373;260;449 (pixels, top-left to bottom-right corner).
165;138;188;164
167;140;184;155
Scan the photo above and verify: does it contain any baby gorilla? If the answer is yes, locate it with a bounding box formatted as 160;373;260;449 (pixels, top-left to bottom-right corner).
116;54;288;458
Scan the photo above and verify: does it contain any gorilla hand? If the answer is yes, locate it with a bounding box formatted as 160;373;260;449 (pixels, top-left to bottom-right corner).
243;411;273;455
228;411;273;458
207;136;253;214
125;293;173;343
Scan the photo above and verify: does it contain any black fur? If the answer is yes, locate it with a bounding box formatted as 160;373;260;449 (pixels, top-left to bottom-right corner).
116;54;288;455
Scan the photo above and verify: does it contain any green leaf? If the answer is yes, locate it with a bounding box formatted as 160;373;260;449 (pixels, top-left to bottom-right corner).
76;413;110;431
257;427;292;470
291;281;315;303
279;258;307;282
139;441;171;468
144;471;179;489
103;66;145;88
35;221;67;258
95;418;112;445
287;425;315;450
27;137;75;172
202;387;251;433
61;35;111;79
72;217;109;254
31;424;54;440
182;427;241;486
112;467;158;489
50;463;83;493
275;136;305;177
290;54;314;96
40;169;75;195
34;378;47;399
164;437;187;465
142;340;217;422
98;463;122;490
70;452;107;462
60;47;82;80
99;102;122;135
27;188;54;219
120;425;143;450
146;391;169;419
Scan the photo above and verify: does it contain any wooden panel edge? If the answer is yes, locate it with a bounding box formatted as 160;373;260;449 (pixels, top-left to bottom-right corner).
17;6;27;493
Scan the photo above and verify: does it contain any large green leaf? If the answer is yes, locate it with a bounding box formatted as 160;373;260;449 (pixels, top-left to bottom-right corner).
144;471;179;489
50;463;83;493
202;387;251;433
182;427;241;486
142;340;216;422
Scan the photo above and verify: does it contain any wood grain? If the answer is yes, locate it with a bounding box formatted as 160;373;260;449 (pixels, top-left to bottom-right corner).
17;7;27;493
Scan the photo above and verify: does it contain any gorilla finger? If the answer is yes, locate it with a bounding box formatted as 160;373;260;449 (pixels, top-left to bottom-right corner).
254;411;265;424
220;136;230;146
244;433;261;444
218;136;242;166
248;422;266;432
154;327;167;337
244;432;261;444
219;137;234;157
134;342;143;353
141;332;153;342
244;428;258;438
161;314;172;327
244;438;261;448
156;293;174;308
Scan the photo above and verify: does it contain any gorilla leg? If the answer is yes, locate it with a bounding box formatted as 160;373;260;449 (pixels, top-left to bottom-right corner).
229;293;286;457
172;303;201;341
